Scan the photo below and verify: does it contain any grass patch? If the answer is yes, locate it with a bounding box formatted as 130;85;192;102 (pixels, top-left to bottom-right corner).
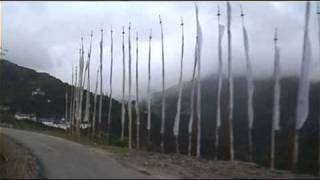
0;132;37;179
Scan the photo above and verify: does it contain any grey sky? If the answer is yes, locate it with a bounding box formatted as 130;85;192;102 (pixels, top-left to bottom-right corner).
3;1;320;100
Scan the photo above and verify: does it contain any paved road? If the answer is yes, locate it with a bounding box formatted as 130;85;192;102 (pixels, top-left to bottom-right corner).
1;128;151;179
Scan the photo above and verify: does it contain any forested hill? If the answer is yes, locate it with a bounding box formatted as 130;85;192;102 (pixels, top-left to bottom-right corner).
0;59;121;120
0;59;68;117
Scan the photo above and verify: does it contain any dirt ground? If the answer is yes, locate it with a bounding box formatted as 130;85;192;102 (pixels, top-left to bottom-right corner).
0;134;40;179
115;150;317;179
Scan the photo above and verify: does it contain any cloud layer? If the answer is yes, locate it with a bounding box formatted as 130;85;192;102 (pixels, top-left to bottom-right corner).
3;1;320;100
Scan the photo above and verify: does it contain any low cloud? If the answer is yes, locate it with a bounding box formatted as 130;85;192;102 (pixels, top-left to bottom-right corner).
3;1;319;100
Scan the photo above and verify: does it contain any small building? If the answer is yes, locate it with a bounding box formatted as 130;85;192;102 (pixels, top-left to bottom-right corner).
41;121;91;130
80;123;91;129
32;88;45;96
41;121;68;130
38;116;61;124
14;113;37;121
0;105;10;111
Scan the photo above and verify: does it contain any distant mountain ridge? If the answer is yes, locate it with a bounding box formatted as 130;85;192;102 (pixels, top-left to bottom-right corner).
150;73;320;175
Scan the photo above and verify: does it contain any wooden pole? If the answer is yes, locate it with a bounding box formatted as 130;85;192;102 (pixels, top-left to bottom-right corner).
271;28;280;170
98;28;104;137
84;32;93;126
121;27;126;141
293;1;311;172
147;29;152;149
92;68;99;137
135;32;140;149
69;65;74;134
159;15;166;153
215;5;224;160
173;17;184;154
292;129;300;171
226;1;235;161
195;3;203;158
188;35;198;157
316;2;320;176
107;26;114;143
128;23;133;149
65;86;68;132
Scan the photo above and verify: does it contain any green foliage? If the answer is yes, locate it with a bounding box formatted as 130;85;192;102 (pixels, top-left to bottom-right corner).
108;135;128;147
0;59;66;117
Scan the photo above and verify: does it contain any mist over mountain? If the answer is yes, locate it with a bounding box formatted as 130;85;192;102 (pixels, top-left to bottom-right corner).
150;73;320;174
4;1;320;101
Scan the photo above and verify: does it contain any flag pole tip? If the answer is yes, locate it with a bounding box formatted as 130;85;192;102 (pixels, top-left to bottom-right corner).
274;28;278;41
240;4;244;16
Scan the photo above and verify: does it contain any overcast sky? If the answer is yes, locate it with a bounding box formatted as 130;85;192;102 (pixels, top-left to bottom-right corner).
2;1;320;100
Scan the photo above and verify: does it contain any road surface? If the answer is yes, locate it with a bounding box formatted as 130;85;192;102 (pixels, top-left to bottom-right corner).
1;128;151;179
